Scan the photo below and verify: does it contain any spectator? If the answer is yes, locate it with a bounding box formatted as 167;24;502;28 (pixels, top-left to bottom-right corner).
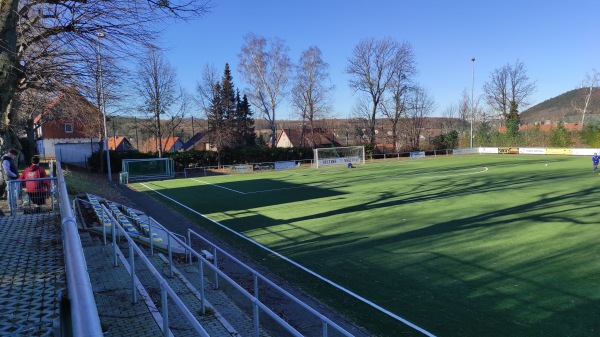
19;156;51;209
1;149;19;202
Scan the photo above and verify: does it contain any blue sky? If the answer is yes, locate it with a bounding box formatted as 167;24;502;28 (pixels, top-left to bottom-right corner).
161;0;599;119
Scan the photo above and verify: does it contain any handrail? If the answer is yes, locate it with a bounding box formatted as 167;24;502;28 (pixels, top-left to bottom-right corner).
168;231;305;337
187;229;355;337
56;161;104;337
101;204;209;337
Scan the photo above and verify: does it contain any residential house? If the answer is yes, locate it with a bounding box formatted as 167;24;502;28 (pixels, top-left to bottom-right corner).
108;136;136;151
276;128;342;148
35;91;103;163
181;132;216;151
139;137;184;154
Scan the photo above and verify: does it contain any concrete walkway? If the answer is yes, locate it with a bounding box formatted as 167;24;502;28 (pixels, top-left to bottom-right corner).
0;213;64;336
0;212;271;337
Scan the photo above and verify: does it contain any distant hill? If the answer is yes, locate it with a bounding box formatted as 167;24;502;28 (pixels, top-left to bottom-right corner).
520;87;600;125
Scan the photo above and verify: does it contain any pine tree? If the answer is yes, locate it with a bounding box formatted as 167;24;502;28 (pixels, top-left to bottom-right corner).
237;92;255;146
220;63;237;148
506;100;520;138
209;63;256;150
207;82;227;151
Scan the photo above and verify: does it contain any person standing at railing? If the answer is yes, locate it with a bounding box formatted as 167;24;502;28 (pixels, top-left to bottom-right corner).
19;156;51;209
1;149;20;201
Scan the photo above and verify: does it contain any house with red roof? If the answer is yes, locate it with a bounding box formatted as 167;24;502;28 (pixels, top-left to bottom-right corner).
107;136;135;151
276;128;341;148
139;137;184;154
35;91;103;161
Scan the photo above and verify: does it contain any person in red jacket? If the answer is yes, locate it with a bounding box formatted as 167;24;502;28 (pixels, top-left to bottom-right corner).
19;156;51;207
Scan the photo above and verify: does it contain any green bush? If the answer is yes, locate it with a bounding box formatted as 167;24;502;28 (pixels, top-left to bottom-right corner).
549;123;572;147
579;123;600;147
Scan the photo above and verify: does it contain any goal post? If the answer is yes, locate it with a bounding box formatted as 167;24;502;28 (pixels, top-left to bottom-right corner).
314;146;365;168
121;158;175;183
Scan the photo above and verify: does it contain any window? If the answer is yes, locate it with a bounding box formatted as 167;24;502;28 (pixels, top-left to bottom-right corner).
64;123;74;133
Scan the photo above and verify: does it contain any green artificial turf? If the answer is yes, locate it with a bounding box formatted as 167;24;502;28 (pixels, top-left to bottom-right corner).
133;155;600;337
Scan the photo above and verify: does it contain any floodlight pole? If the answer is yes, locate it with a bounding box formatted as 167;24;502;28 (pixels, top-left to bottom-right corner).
470;57;475;148
97;31;112;181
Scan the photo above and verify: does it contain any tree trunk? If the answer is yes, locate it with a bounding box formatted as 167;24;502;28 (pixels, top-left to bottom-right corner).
0;0;20;135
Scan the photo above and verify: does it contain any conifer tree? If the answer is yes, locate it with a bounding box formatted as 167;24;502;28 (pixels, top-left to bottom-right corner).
221;63;237;136
207;82;227;151
208;63;256;150
237;92;255;146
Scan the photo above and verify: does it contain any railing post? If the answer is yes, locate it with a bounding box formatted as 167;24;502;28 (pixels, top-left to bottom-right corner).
199;259;205;314
129;242;137;303
148;219;154;255
188;231;192;265
253;273;259;337
168;234;173;278
112;222;118;267
102;207;107;245
213;247;219;289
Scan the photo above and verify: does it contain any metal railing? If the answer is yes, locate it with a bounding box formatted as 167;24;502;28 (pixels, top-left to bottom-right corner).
55;161;104;337
101;204;209;337
183;159;315;177
96;200;354;336
185;229;355;337
7;177;58;216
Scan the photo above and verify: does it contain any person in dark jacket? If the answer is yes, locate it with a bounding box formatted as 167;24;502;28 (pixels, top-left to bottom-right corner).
1;149;19;201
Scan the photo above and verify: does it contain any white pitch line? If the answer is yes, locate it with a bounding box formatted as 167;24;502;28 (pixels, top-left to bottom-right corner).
244;186;308;194
190;178;247;194
138;182;437;337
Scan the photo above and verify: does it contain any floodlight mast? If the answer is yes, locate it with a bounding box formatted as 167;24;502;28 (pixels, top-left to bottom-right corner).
97;31;112;181
470;57;475;148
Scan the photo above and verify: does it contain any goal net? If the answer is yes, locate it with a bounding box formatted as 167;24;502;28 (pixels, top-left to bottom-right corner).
314;146;365;168
121;158;175;182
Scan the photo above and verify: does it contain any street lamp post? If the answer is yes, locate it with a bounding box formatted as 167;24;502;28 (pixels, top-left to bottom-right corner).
97;31;112;181
470;57;475;148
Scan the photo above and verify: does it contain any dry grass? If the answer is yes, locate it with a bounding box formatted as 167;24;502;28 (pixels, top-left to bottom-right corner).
62;168;131;206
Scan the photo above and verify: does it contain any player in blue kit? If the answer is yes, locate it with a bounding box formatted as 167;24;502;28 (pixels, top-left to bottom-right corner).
593;152;599;172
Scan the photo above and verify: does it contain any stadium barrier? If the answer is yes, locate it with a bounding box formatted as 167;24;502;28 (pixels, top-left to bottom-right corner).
184;159;313;177
452;147;599;156
409;151;426;159
370;149;452;161
101;205;210;336
186;229;356;337
56;161;104;337
7;177;58;216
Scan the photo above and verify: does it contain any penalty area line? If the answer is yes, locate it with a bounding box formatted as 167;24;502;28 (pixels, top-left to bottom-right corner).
138;182;437;337
190;178;246;194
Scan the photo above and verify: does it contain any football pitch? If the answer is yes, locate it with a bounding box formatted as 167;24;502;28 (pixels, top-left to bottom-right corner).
133;154;600;337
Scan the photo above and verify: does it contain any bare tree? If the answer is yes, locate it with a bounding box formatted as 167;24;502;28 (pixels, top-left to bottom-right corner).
238;33;291;147
0;0;212;148
380;48;417;152
195;63;219;114
134;47;180;157
441;102;460;133
483;59;536;120
404;85;435;150
290;46;334;148
572;70;599;127
346;37;415;146
350;96;372;144
458;89;471;122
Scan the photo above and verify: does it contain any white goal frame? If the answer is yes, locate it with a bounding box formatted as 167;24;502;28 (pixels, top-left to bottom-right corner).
313;146;365;168
121;158;175;183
